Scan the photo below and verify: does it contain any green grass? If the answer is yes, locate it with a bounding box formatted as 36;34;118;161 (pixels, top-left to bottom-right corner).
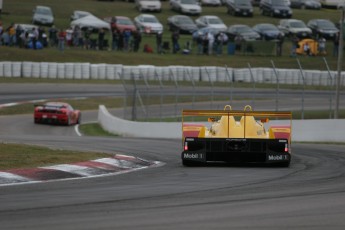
0;0;343;69
79;122;118;136
0;142;110;170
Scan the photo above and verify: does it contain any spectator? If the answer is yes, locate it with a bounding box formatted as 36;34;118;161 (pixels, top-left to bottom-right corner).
202;32;209;54
1;30;10;46
112;29;119;51
123;29;131;51
234;34;243;51
156;31;163;54
215;32;228;56
98;28;105;50
83;29;91;49
38;27;45;46
207;32;214;55
303;42;311;56
42;31;48;47
133;31;141;52
118;30;124;51
276;33;284;56
172;29;180;54
196;32;203;55
19;28;26;48
7;23;16;46
318;37;326;55
73;26;83;47
65;27;73;47
23;31;30;48
89;31;98;49
57;29;65;52
31;27;39;50
49;25;58;47
290;34;299;57
15;24;22;47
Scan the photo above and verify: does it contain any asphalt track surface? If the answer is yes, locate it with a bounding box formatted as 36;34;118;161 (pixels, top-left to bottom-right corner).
1;83;345;229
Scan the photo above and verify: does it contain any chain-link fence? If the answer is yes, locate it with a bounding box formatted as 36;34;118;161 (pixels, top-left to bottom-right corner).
121;58;342;121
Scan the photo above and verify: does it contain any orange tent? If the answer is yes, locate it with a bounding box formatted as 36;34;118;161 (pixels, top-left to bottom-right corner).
296;38;319;56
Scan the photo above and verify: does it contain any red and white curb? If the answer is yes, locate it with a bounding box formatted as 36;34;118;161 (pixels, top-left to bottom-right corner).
0;154;163;186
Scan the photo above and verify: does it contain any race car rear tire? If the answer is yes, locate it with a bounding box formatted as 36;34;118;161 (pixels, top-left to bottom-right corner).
77;114;81;124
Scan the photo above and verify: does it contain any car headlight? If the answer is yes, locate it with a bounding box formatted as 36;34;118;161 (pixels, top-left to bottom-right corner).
274;9;280;13
235;8;240;12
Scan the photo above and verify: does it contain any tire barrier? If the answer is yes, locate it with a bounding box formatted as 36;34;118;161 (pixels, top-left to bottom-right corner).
0;61;344;86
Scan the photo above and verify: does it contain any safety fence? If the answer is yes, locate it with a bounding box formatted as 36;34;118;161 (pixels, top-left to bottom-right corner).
0;61;344;86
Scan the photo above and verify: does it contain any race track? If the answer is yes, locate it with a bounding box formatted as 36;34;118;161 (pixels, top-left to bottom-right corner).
0;84;345;229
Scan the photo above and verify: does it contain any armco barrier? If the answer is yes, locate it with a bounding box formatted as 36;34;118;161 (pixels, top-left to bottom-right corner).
0;61;344;86
98;105;345;142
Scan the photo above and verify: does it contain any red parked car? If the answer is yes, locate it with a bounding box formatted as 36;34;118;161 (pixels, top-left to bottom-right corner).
104;16;137;32
34;102;81;125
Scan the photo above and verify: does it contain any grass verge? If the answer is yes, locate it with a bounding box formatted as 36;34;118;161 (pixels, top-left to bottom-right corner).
0;143;110;170
79;123;118;136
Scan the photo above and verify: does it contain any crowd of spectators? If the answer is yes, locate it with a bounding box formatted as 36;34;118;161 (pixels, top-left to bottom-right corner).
0;20;342;57
0;21;144;52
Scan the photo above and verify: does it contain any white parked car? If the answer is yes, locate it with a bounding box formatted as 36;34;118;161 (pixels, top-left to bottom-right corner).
169;0;202;15
32;5;54;26
200;0;222;6
135;0;162;12
195;15;227;32
134;14;163;34
278;19;312;39
70;10;92;21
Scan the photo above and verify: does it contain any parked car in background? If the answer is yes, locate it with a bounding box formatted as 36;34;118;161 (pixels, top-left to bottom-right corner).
200;0;222;6
290;0;321;9
104;16;137;32
167;15;198;34
32;5;54;26
320;0;344;8
169;0;202;15
70;10;92;21
14;24;39;41
134;14;163;33
225;0;254;17
259;0;292;18
278;19;312;38
252;23;284;40
195;15;227;32
226;24;261;41
135;0;162;12
192;26;220;40
307;19;339;39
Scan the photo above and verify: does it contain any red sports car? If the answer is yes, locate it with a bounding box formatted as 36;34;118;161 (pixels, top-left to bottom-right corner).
34;102;81;125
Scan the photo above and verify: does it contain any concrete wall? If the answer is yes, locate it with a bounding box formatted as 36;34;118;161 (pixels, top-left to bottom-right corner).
98;105;345;143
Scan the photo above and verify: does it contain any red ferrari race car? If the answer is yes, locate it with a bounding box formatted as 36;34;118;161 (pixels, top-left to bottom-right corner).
34;102;81;125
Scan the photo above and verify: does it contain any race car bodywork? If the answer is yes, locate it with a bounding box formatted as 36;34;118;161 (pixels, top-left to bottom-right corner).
182;105;292;167
34;102;81;125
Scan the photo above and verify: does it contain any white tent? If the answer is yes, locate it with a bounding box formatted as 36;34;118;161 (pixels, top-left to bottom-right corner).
70;15;110;30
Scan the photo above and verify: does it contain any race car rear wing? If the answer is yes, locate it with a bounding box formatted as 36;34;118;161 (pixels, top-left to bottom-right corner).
182;105;292;143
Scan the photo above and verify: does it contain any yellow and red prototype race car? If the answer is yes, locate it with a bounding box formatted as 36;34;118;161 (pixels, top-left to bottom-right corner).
182;105;292;167
34;102;81;125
